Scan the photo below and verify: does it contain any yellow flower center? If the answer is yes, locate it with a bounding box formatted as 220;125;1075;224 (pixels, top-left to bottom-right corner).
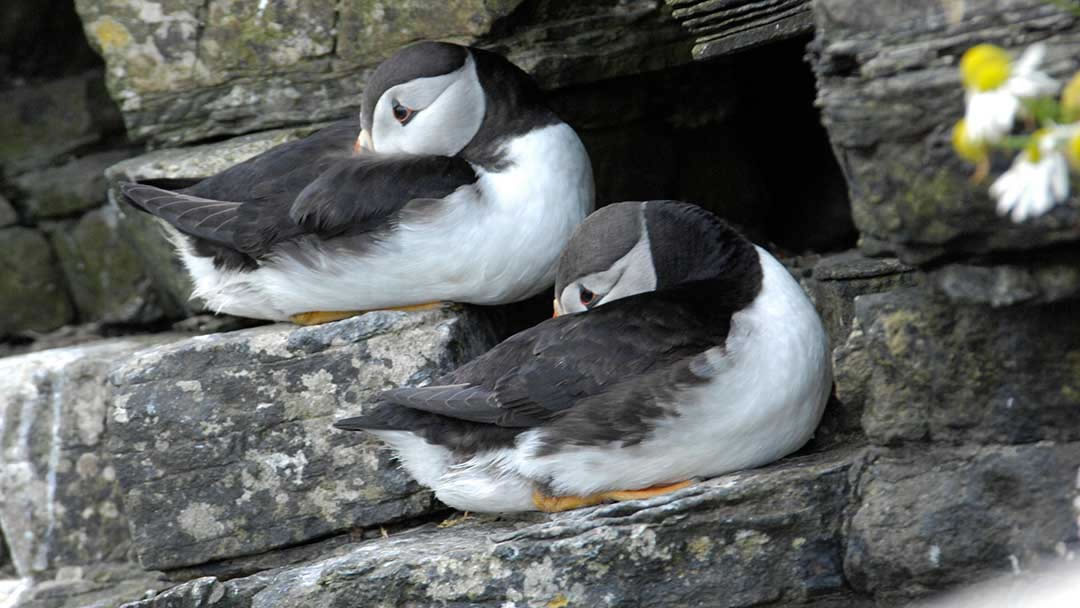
951;119;987;163
960;44;1012;92
1025;128;1052;163
1062;72;1080;122
1067;133;1080;171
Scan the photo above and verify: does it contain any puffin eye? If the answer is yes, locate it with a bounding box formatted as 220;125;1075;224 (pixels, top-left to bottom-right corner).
580;287;597;308
391;100;415;125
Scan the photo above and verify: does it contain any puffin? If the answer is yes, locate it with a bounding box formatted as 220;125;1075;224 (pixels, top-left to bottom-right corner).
334;201;832;513
120;41;594;324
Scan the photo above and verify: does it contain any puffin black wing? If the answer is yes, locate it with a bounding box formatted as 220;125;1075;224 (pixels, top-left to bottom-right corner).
119;119;477;261
365;289;728;429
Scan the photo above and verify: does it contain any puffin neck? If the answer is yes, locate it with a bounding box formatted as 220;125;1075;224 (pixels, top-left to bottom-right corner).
644;203;763;313
457;48;559;171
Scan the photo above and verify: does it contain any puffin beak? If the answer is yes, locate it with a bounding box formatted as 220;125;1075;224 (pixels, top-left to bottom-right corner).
354;129;373;154
553;299;561;318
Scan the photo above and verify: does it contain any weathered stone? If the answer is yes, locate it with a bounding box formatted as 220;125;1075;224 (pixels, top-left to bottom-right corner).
108;307;501;570
791;251;920;449
46;206;166;324
6;563;165;608
810;0;1080;262
75;0;697;145
116;575;263;608
104;125;322;316
839;287;1080;446
0;226;74;336
125;449;857;608
13;150;131;220
932;258;1080;306
846;443;1080;599
0;69;123;176
0;194;16;227
0;336;179;578
803;250;919;349
668;0;813;60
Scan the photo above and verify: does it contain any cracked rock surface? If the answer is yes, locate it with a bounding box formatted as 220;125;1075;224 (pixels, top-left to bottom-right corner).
108;307;500;570
122;449;858;608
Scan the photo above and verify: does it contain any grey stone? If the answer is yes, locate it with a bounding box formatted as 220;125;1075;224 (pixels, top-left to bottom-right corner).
0;194;15;227
0;226;74;336
668;0;813;60
0;69;122;176
794;251;921;449
108;307;501;571
839;288;1080;446
125;448;857;608
810;0;1080;262
75;0;697;146
12;150;132;220
0;336;180;578
846;443;1080;599
932;259;1080;306
803;250;919;349
118;571;280;608
46;206;166;324
6;564;165;608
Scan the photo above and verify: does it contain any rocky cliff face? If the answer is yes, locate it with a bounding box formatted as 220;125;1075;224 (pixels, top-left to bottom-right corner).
0;1;1078;607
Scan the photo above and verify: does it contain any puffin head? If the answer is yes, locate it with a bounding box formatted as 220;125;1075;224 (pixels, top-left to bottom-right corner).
358;41;552;164
553;201;762;317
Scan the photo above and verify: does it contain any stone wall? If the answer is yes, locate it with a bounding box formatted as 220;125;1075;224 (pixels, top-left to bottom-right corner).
0;0;1078;607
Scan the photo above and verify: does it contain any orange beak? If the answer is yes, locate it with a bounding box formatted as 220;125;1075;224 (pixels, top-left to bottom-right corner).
553;299;561;318
354;129;373;154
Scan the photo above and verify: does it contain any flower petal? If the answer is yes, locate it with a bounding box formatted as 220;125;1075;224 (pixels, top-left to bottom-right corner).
1014;43;1045;75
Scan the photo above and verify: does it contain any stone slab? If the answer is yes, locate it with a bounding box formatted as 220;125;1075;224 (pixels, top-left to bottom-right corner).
124;448;857;608
75;0;695;146
46;206;167;324
932;257;1080;306
837;287;1080;446
0;226;74;337
846;442;1080;599
108;307;501;571
810;0;1080;262
668;0;813;60
0;195;15;228
12;150;131;220
0;336;180;578
0;69;122;176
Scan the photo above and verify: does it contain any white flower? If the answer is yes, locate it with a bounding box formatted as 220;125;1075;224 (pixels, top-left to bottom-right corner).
989;129;1069;222
962;43;1059;142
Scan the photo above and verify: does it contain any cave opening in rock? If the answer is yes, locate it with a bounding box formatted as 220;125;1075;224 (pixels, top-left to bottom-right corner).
550;35;855;255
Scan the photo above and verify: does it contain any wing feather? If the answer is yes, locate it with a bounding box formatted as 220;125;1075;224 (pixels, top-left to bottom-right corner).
375;289;729;429
117;119;478;260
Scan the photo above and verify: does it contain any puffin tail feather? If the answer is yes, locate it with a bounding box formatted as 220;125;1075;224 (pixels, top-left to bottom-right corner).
333;402;424;432
118;182;243;249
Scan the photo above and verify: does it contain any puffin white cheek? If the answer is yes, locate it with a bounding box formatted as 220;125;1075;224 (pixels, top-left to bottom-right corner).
559;287;587;315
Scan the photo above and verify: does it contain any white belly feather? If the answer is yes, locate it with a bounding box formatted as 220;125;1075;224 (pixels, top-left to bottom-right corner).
177;123;594;320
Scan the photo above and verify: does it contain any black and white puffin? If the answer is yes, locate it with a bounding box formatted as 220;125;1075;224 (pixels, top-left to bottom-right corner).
335;201;832;512
120;41;594;324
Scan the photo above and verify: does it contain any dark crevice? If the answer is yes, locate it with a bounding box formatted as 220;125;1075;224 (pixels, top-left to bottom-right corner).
550;34;855;255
